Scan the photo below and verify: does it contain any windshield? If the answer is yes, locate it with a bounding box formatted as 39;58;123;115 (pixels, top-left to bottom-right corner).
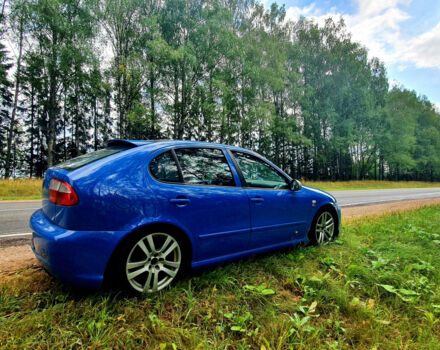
55;146;131;171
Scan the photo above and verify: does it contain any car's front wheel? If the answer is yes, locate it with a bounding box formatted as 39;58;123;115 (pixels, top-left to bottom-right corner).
309;209;336;245
115;231;185;293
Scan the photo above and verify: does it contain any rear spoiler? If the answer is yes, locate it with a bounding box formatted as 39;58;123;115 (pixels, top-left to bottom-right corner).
106;139;154;148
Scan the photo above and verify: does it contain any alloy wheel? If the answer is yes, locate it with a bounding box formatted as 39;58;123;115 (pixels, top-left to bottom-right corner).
125;233;181;293
315;211;335;244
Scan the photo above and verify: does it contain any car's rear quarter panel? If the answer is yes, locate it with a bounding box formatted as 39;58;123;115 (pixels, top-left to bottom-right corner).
47;148;156;232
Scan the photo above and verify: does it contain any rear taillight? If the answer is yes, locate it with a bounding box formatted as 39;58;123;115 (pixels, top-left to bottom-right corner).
49;178;79;206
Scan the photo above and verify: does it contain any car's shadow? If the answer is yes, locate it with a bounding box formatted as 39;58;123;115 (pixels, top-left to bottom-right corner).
52;241;317;301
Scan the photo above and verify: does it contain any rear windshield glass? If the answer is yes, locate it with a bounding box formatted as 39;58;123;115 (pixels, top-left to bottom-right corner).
55;145;132;171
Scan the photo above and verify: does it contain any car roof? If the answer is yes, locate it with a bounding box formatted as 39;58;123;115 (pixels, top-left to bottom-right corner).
107;139;245;150
106;139;292;181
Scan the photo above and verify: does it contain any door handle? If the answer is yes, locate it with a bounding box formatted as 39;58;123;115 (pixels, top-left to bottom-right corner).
250;196;264;203
169;197;190;206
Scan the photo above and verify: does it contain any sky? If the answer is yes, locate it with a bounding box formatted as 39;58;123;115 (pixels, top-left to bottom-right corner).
267;0;440;110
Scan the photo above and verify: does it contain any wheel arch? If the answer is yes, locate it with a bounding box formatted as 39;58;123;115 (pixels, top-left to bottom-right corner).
315;203;340;238
103;222;194;286
307;202;340;239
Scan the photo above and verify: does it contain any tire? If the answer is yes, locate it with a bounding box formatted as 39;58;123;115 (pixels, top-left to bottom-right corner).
308;208;337;245
112;230;188;293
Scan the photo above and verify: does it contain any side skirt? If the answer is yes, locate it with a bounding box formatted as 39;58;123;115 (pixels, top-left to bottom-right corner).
191;237;309;269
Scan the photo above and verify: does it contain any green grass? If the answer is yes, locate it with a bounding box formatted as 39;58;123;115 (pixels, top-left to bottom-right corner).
2;179;440;200
304;180;440;191
2;206;440;348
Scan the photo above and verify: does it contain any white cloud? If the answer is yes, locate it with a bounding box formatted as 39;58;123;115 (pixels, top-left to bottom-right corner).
284;0;440;71
388;79;402;88
285;3;318;19
285;3;344;28
356;0;411;17
404;22;440;68
346;2;410;62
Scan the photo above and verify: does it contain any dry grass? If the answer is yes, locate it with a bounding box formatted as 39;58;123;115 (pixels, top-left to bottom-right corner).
0;179;42;200
304;179;440;191
1;179;440;200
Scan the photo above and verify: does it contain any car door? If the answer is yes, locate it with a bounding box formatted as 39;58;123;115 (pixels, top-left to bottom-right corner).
147;147;251;262
230;150;308;249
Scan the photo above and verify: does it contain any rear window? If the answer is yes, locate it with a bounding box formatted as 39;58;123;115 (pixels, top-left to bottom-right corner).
55;146;131;171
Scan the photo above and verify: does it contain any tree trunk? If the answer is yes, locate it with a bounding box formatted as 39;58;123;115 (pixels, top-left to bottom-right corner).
5;20;23;178
29;87;35;178
179;62;186;139
173;66;179;139
149;71;156;138
1;0;6;18
93;96;98;150
47;32;58;168
63;88;67;161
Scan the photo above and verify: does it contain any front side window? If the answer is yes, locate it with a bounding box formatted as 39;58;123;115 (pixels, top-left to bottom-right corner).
232;151;288;189
174;148;235;186
149;151;181;183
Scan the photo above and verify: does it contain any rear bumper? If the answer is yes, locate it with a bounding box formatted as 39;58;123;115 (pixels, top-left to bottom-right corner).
30;209;125;289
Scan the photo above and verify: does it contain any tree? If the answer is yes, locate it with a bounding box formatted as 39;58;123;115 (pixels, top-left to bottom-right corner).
4;0;27;178
1;0;440;182
25;0;95;167
0;12;12;176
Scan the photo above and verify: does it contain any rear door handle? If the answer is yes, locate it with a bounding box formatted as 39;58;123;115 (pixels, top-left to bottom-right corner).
250;196;264;203
169;197;190;206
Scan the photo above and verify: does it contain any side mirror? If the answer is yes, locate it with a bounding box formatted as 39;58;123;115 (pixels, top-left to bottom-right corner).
290;179;302;191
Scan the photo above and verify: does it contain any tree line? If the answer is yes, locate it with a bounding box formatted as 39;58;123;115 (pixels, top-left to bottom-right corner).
1;0;440;181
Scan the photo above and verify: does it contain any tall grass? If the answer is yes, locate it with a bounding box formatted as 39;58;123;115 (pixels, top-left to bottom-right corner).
0;179;42;200
1;179;440;200
304;179;440;191
1;206;440;348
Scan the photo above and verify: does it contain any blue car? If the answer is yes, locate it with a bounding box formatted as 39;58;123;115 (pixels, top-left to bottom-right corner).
31;140;340;293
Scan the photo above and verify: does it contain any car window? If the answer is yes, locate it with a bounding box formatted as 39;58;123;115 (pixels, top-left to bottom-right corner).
232;151;288;189
55;145;132;171
174;148;235;186
149;151;181;183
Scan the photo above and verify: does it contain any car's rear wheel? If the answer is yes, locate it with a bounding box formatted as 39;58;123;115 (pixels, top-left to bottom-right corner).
115;231;186;293
309;209;336;245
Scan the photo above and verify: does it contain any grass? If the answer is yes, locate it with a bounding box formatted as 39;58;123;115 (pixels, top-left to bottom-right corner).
0;179;42;200
304;180;440;191
2;206;440;348
1;179;440;200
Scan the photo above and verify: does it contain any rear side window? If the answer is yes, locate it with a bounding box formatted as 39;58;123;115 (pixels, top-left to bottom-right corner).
149;151;181;182
55;145;131;171
174;148;235;186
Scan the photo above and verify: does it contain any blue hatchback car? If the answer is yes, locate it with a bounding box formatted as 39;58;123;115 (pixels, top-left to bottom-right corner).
31;140;340;293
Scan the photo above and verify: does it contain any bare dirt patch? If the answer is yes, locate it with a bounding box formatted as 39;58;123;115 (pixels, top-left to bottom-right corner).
341;198;440;219
1;198;440;276
0;245;39;276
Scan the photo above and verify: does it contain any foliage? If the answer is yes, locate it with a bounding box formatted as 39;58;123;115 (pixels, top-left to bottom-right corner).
0;0;440;181
2;206;440;348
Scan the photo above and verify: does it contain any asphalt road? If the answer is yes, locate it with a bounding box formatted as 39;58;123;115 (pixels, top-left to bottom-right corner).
0;201;40;248
1;187;440;246
0;201;40;236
